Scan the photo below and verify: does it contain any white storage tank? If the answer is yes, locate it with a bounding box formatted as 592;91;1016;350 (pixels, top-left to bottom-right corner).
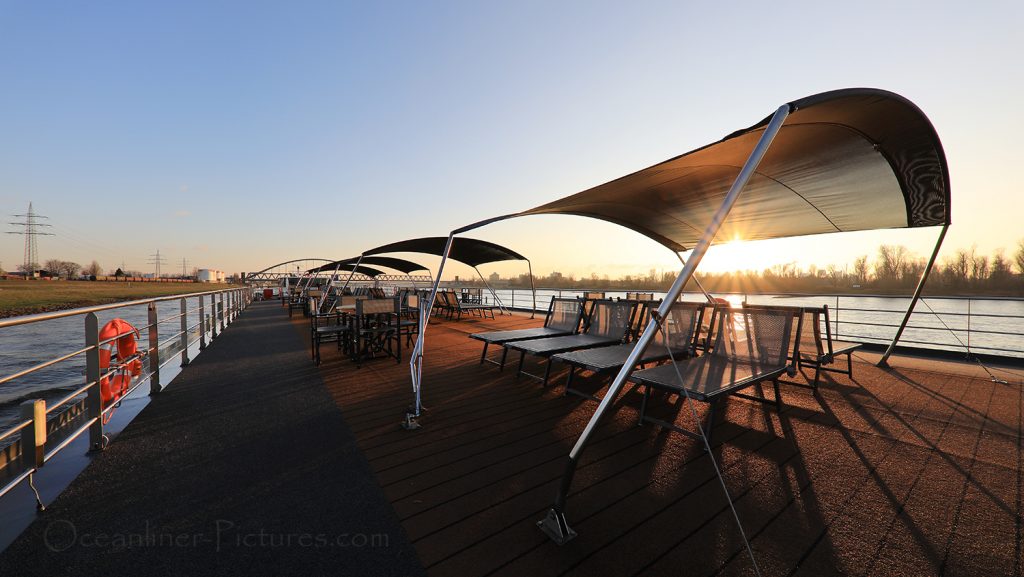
198;269;217;282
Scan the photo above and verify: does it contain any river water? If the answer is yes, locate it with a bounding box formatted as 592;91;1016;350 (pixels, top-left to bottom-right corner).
0;296;223;430
490;289;1024;359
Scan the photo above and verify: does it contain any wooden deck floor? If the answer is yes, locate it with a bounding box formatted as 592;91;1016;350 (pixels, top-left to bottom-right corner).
302;309;1024;577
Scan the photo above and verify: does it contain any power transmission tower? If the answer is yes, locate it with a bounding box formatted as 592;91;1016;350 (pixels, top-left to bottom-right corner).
181;257;189;278
148;250;168;278
7;202;53;272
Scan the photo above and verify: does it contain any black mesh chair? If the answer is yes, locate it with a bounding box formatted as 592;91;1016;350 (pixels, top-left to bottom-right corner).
631;305;796;444
311;295;357;366
469;297;584;370
554;301;704;400
796;305;860;387
507;299;636;385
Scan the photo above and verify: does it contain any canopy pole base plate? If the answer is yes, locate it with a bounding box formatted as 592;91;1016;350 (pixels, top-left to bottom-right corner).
538;508;577;545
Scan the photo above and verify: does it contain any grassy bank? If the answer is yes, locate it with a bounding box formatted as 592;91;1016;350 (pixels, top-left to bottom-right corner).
0;279;240;319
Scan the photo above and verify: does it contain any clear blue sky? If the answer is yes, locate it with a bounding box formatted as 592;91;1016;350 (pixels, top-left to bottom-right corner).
2;0;1021;280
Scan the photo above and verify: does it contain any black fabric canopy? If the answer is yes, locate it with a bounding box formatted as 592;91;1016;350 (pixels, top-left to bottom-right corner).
307;256;428;274
364;237;527;267
303;262;385;277
517;88;950;251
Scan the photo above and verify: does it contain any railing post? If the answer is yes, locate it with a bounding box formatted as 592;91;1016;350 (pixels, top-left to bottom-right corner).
180;298;190;367
148;302;161;394
85;312;103;450
210;293;219;339
966;299;972;358
219;293;225;332
20;399;46;469
199;296;207;350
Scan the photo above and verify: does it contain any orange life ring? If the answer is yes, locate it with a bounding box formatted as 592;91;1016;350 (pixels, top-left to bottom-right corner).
98;318;141;409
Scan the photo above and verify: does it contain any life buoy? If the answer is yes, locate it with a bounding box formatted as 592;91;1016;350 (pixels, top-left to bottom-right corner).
98;319;141;411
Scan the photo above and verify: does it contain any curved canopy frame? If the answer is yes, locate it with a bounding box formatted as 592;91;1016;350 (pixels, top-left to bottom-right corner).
364;237;528;267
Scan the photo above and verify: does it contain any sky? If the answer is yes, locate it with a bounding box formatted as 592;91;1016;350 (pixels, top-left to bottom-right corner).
1;0;1022;281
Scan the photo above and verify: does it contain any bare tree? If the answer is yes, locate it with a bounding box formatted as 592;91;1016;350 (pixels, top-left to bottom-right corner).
1015;239;1024;275
946;249;970;286
84;260;102;277
852;256;869;284
59;261;81;279
44;258;62;275
825;264;845;287
875;245;909;282
969;248;989;283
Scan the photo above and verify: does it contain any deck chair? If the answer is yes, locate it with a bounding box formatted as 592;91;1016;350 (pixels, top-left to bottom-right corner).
554;301;704;400
796;305;861;387
631;305;796;444
353;298;401;366
579;291;606;330
311;295;357;366
507;299;636;386
469;297;584;370
447;289;497;320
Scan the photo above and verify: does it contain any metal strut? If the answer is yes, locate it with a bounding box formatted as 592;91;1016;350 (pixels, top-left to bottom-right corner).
538;104;791;546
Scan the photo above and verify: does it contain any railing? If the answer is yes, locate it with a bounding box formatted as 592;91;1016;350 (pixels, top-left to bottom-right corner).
0;287;252;506
458;286;1024;360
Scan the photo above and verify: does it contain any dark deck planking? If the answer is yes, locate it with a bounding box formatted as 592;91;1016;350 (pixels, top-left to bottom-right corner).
309;307;1022;577
0;301;1018;577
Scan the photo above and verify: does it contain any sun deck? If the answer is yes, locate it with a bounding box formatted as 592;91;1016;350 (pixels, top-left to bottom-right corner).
2;301;1021;576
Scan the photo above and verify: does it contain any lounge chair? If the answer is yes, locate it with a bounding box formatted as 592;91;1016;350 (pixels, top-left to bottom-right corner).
469;297;584;370
446;289;497;320
630;305;797;444
553;301;704;400
507;299;637;385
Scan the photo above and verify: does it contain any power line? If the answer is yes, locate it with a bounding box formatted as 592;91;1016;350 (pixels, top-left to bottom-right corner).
148;250;168;278
7;202;53;272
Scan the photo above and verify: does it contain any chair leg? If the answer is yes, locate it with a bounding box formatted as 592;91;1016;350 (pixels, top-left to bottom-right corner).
638;385;652;426
542;358;553;387
563;366;576;396
499;346;509;371
516;350;527;377
773;379;782;411
480;342;489;364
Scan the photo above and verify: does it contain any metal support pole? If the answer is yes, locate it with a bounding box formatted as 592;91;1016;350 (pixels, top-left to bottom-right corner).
319;262;344;313
218;293;225;332
878;223;949;367
199;296;207;350
676;253;715;303
337;257;363;305
538;103;791;545
20;399;46;469
404;233;456;429
528;260;537;319
474;266;508;315
85;313;103;450
148;302;161;394
180;298;190;366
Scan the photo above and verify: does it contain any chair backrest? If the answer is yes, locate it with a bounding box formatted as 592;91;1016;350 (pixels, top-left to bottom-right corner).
407;294;419;309
712;307;795;371
357;298;397;316
545;297;584;332
742;303;803;362
648;301;703;353
583;299;635;341
338;295;357;308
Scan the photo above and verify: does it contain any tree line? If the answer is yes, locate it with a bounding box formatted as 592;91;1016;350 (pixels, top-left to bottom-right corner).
477;239;1024;296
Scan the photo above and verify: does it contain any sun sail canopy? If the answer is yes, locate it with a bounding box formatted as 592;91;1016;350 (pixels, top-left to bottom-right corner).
517;88;949;250
363;237;528;267
306;256;429;274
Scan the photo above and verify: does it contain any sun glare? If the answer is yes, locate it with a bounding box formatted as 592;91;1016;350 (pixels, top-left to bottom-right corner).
702;236;772;273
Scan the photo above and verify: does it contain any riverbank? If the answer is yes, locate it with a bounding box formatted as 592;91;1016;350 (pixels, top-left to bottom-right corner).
0;279;239;318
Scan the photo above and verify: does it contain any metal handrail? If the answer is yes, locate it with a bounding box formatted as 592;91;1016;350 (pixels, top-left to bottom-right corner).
0;286;252;509
0;287;242;329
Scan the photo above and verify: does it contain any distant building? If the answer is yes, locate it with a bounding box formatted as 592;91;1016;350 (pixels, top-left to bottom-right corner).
489;272;500;284
198;269;226;283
